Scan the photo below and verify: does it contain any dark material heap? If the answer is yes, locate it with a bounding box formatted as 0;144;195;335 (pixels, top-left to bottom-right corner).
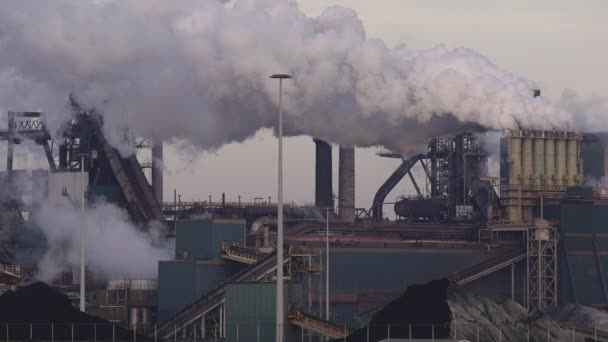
0;282;149;341
342;278;452;342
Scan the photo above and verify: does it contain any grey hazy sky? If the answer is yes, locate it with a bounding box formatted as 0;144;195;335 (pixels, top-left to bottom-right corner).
161;0;608;216
5;1;607;218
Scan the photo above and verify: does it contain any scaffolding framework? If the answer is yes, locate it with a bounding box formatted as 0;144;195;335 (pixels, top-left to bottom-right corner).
526;221;558;311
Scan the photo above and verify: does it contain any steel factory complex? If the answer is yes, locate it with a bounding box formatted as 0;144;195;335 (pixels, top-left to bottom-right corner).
2;93;608;341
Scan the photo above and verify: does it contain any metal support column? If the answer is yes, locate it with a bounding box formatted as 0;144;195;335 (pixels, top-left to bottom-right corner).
511;263;515;302
526;221;558;311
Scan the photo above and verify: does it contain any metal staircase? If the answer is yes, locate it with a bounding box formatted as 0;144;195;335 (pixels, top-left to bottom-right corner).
288;306;351;339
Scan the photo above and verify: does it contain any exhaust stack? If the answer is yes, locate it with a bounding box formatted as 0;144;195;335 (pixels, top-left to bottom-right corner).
338;145;355;222
313;138;333;209
151;141;163;205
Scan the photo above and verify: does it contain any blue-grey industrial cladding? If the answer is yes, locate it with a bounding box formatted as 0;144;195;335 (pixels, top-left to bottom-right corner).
558;198;608;305
225;282;303;342
581;133;608;178
158;218;247;321
175;218;246;260
316;247;511;323
158;260;244;321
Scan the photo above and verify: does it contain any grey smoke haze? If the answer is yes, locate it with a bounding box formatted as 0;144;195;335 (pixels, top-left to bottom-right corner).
0;0;577;155
32;199;170;282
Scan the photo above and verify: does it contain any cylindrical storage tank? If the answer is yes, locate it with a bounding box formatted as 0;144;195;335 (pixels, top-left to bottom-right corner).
140;307;151;330
533;135;545;186
129;307;139;329
544;138;555;186
263;225;270;248
509;134;522;185
394;199;442;219
566;138;579;186
522;135;533;186
107;280;128;290
129;280;157;290
556;138;567;187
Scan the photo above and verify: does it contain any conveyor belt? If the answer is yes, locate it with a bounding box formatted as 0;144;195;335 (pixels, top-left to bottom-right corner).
156;250;287;338
93;125;166;226
221;242;259;264
288;306;351;339
450;248;525;286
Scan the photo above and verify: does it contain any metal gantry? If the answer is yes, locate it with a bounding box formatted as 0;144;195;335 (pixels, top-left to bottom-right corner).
526;220;558;311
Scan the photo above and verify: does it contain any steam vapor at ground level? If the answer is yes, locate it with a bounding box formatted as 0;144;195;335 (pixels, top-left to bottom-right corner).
29;199;170;282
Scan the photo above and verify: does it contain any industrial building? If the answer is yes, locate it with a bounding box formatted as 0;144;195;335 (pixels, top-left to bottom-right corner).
2;94;608;341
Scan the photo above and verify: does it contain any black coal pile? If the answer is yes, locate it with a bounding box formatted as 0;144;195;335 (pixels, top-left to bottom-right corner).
0;282;149;341
342;279;452;342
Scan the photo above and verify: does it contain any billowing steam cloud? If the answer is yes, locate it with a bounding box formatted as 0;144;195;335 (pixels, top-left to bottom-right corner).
32;199;170;282
0;0;576;154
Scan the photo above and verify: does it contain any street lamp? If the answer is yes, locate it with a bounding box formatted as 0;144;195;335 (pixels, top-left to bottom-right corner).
270;73;292;342
325;207;331;324
77;153;89;312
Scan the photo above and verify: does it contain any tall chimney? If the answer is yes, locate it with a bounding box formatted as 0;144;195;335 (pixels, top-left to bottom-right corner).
151;141;164;205
604;146;608;179
338;145;355;222
313;138;333;209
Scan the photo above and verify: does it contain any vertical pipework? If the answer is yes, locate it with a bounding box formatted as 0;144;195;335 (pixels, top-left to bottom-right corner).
566;137;579;186
509;132;522;185
313;138;333;209
544;136;555;186
533;133;545;186
556;137;567;187
6;112;14;171
151;141;164;204
338;145;355;222
522;133;533;186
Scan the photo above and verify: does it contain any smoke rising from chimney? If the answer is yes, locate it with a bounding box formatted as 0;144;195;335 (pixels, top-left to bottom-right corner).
0;0;577;154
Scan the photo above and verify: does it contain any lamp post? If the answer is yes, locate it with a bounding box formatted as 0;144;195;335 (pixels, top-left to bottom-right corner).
270;73;292;342
325;207;331;324
77;153;89;312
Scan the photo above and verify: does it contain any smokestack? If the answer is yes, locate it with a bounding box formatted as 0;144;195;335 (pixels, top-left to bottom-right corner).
6;112;14;172
338;145;355;222
151;141;163;205
313;138;333;209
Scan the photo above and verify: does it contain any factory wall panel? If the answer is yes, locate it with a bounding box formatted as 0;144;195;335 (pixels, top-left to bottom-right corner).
328;248;501;294
559;200;608;305
158;260;197;322
225;282;302;342
212;219;247;258
568;254;605;305
195;263;244;299
175;219;245;260
175;219;213;260
581;133;608;178
157;260;244;322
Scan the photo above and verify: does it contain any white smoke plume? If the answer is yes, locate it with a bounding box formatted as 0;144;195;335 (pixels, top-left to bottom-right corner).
0;0;577;154
32;199;171;282
559;89;608;133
